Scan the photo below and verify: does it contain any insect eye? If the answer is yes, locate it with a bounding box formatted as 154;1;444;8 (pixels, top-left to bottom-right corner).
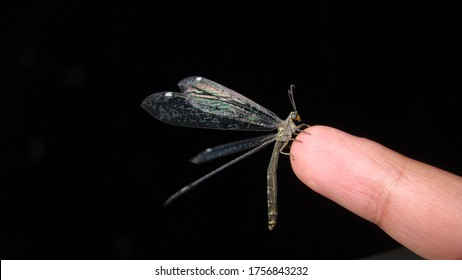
291;112;298;120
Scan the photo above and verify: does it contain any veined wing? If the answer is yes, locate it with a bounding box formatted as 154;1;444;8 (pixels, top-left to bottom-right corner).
141;77;283;131
164;136;276;206
190;133;276;164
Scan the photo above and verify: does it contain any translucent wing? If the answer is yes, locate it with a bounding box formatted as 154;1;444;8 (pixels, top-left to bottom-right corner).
163;137;276;206
190;133;276;164
141;76;283;131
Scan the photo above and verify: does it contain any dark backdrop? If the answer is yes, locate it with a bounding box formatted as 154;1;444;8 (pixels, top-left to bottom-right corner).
3;0;461;259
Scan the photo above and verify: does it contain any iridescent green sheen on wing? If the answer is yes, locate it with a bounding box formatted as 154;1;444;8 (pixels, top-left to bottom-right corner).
179;77;282;129
141;77;283;131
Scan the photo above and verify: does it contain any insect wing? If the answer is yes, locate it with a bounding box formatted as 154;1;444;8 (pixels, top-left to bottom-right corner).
141;77;283;131
190;133;276;164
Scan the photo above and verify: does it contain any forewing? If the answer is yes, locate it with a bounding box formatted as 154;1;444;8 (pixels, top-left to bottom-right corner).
141;77;282;131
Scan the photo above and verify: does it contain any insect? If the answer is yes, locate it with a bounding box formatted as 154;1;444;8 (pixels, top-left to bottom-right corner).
141;76;308;230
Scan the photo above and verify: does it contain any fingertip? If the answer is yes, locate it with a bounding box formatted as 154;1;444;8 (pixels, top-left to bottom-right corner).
290;125;320;187
289;124;403;222
290;125;359;197
289;125;462;258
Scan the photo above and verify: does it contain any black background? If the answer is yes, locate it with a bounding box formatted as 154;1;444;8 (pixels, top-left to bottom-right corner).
3;0;461;259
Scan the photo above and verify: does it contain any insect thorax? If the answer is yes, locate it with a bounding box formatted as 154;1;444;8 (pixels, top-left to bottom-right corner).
276;112;298;142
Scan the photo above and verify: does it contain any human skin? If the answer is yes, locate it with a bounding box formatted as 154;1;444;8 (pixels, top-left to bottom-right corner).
290;125;462;259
